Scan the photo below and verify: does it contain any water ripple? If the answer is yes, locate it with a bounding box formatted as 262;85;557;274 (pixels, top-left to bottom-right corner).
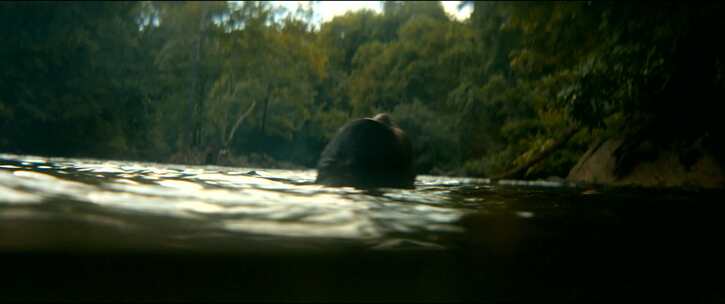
0;154;486;250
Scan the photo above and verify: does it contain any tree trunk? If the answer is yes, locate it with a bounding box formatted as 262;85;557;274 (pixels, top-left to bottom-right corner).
186;25;200;149
224;100;257;148
261;90;270;135
186;6;207;150
492;126;581;180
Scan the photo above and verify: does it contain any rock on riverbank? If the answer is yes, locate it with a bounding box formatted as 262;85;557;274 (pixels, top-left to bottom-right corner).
568;137;725;188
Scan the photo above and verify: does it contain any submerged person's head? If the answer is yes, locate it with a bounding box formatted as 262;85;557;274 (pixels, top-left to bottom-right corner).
372;113;394;127
315;113;415;188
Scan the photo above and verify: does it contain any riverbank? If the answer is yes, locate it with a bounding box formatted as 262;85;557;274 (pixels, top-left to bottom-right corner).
568;136;725;189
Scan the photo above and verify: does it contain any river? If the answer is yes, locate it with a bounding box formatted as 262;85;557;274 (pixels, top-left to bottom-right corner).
1;153;723;302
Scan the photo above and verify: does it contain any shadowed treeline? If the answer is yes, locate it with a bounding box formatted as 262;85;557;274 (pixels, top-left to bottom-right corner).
1;1;723;179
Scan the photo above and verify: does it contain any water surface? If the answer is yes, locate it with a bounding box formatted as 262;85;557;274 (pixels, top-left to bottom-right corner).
1;153;723;302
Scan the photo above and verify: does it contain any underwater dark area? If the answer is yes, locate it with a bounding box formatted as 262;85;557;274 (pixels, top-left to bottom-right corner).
2;154;725;302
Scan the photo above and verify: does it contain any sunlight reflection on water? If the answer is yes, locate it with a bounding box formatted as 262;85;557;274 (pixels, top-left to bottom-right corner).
1;154;493;250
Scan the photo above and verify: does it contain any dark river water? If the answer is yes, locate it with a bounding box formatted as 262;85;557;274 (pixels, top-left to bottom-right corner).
1;153;724;302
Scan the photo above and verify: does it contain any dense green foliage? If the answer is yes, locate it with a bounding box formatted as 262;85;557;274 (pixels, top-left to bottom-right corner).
1;1;723;178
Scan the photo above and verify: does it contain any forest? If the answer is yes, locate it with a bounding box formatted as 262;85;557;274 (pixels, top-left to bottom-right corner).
1;1;724;180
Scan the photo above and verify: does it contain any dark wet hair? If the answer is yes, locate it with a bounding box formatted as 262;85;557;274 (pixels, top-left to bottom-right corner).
372;113;394;127
316;114;414;188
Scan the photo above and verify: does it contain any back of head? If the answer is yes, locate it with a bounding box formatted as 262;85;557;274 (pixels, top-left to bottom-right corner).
316;114;415;188
372;113;395;127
